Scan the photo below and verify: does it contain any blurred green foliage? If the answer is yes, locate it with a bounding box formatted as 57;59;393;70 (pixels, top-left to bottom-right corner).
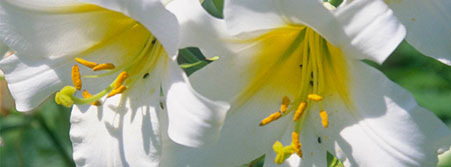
0;0;450;166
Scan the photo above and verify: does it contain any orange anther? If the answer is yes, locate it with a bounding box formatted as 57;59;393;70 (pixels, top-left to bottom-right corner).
259;112;282;126
291;132;302;157
113;72;128;89
107;85;127;98
75;58;98;68
280;96;291;113
72;65;82;90
320;110;329;128
307;94;323;101
293;102;307;121
92;63;115;71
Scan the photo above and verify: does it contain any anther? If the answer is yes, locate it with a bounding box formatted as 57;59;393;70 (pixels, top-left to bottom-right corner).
259;112;281;126
107;85;127;98
82;90;101;106
92;63;115;71
113;72;129;89
72;65;82;90
293;102;307;121
291;132;303;157
319;110;329;128
75;58;98;68
280;96;290;113
307;94;323;101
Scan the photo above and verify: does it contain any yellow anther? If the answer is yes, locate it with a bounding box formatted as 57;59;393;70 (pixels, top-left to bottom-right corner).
259;112;282;126
280;96;290;113
320;110;329;128
291;132;303;157
82;90;101;106
72;65;82;90
293;102;307;121
75;58;98;68
273;141;295;164
307;94;323;101
107;85;127;98
92;63;115;71
113;71;129;89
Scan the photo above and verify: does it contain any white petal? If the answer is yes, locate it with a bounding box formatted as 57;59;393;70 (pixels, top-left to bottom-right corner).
78;0;180;57
160;87;291;166
385;0;451;65
334;0;406;64
162;58;229;147
167;0;232;59
325;60;451;166
0;54;71;111
70;66;163;167
0;0;155;111
223;0;287;35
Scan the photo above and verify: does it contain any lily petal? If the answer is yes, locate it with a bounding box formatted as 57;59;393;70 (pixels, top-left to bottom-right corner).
167;0;231;59
325;60;451;166
0;54;71;111
160;87;290;166
70;68;162;167
162;58;229;147
333;0;405;64
385;0;451;65
79;0;180;58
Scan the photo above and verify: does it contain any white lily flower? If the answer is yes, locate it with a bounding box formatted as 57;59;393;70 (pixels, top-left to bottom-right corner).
162;0;451;166
0;0;229;166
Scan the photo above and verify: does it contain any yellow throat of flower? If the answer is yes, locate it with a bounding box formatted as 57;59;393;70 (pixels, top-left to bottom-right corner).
239;25;351;164
54;4;167;108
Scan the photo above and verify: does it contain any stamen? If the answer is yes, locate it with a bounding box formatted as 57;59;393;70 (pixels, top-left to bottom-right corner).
82;90;101;106
319;110;329;128
307;94;323;101
113;72;129;89
72;65;82;90
293;102;307;121
107;85;127;98
291;132;303;157
280;96;290;113
75;58;98;68
259;112;282;126
92;63;115;71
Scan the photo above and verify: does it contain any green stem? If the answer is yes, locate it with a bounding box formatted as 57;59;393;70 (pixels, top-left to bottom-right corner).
35;113;75;167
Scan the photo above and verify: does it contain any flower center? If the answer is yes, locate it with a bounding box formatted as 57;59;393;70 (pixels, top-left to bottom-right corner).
54;6;166;108
240;25;350;164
